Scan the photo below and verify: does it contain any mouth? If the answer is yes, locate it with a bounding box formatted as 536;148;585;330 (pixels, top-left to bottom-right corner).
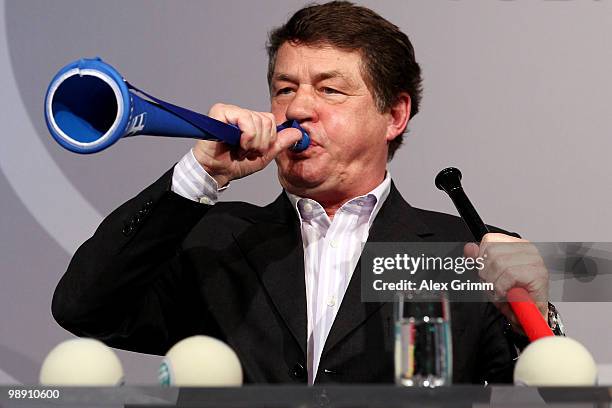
302;128;321;148
285;123;321;155
288;142;320;159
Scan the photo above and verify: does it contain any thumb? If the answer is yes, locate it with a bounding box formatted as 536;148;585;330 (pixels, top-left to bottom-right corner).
464;242;480;259
274;128;304;152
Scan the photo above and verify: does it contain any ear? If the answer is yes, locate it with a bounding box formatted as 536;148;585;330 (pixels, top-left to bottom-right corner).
385;93;411;143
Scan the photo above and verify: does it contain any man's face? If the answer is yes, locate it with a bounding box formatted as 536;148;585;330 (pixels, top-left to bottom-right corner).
271;42;396;199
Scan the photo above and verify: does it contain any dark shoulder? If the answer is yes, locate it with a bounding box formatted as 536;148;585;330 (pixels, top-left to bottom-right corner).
411;207;519;241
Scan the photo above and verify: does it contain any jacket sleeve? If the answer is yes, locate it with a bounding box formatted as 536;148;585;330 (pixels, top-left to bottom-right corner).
51;168;214;355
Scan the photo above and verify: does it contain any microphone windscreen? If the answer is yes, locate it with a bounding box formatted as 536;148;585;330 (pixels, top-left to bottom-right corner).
514;336;597;386
159;336;242;386
39;338;124;385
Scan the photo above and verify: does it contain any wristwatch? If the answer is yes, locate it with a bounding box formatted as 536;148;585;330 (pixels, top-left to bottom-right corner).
505;302;566;352
547;302;566;336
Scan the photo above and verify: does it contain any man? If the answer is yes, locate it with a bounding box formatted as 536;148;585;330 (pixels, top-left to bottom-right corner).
52;1;561;384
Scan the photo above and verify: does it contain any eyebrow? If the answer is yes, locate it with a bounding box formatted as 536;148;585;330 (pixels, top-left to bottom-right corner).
272;70;357;87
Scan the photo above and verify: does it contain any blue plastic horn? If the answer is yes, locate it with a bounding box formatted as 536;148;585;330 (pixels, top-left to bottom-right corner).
44;57;310;154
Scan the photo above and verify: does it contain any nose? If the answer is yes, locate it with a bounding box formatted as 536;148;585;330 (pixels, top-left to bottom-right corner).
284;86;318;124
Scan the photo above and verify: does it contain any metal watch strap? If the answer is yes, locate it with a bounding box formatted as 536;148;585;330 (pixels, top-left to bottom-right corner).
547;302;566;336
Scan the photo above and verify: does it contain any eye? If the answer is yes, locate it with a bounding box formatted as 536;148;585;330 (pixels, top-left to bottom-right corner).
321;87;340;95
275;87;294;96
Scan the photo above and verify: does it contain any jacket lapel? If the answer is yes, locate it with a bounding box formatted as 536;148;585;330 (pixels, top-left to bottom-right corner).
232;193;308;356
321;182;434;358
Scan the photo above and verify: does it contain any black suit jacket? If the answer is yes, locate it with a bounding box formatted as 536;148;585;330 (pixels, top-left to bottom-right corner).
52;169;516;384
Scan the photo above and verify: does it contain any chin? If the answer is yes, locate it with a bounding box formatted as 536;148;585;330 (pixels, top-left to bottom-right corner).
279;167;328;192
284;173;326;190
277;154;333;190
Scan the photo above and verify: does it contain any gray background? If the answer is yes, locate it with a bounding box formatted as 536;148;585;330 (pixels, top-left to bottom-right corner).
1;0;612;384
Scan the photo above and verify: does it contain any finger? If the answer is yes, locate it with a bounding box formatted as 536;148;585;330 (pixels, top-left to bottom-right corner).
481;243;539;263
491;268;517;299
271;128;303;155
210;104;252;132
251;112;267;153
265;113;278;151
478;233;528;259
207;104;259;156
207;103;230;121
254;112;276;153
478;255;531;282
222;110;258;152
463;242;480;259
480;252;544;283
493;264;549;306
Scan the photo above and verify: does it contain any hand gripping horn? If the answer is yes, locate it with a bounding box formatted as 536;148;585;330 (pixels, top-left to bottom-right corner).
44;57;310;154
435;167;553;342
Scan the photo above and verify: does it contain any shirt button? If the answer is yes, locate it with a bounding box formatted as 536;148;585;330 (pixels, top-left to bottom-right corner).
327;297;336;307
303;203;313;212
199;196;212;205
357;201;364;206
330;240;338;248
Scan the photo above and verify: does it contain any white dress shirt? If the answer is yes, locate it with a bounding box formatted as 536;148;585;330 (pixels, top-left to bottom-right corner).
172;149;391;384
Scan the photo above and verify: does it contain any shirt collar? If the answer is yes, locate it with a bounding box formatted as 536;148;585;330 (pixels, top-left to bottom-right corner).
285;172;392;226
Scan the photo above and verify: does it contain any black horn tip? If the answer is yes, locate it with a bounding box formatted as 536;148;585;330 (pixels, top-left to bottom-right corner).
435;167;463;192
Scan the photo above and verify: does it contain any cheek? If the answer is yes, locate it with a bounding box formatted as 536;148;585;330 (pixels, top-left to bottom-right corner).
319;113;354;147
321;114;383;159
275;152;289;168
271;102;287;123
